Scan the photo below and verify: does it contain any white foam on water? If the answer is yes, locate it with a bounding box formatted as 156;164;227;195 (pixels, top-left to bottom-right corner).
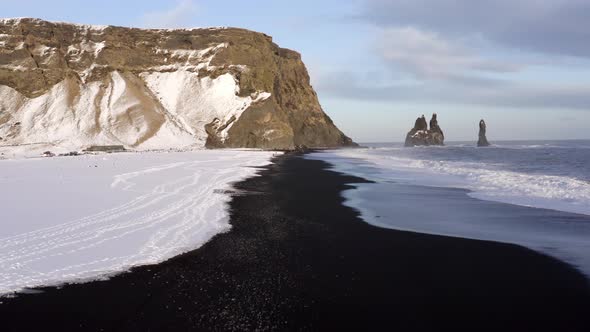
314;147;590;216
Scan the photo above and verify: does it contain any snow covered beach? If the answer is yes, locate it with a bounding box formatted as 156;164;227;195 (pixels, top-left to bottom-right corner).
0;150;278;294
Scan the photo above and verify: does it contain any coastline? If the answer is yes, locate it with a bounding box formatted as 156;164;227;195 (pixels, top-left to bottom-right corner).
334;180;590;278
1;152;589;330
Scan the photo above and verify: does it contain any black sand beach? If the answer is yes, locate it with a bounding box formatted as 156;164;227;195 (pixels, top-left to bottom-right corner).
1;153;589;331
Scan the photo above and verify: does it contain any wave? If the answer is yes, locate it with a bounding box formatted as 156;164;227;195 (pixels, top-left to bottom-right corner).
365;140;590;150
313;148;590;216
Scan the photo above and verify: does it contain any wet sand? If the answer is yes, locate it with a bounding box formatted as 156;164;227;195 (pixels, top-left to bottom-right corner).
1;153;589;331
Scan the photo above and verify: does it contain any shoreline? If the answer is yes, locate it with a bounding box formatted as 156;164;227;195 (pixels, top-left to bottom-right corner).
337;180;590;278
1;152;589;330
316;143;590;217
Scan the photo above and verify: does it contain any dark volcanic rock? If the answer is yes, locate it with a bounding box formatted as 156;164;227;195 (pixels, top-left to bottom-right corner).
477;119;491;147
414;115;428;131
429;113;443;136
405;113;445;147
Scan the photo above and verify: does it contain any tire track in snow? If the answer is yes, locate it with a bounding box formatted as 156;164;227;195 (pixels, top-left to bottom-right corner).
0;151;277;294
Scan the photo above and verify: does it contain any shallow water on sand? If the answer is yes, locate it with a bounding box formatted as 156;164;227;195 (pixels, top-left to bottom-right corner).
308;142;590;277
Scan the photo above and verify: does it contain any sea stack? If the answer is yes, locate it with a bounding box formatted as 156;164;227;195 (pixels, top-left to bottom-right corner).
404;113;445;147
477;119;491;147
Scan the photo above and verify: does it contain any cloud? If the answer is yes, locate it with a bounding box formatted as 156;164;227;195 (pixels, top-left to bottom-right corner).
140;0;198;29
314;70;590;110
360;0;590;58
327;1;590;111
377;27;522;79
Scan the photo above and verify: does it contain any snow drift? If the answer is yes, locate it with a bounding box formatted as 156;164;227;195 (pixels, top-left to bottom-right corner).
0;150;278;294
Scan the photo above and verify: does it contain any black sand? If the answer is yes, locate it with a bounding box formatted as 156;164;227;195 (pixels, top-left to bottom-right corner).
1;153;589;331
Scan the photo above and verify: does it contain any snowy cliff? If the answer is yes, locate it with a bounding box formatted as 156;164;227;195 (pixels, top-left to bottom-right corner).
0;18;354;152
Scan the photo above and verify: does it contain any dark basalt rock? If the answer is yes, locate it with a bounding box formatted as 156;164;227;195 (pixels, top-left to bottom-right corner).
477;119;491;147
404;113;445;147
414;115;428;131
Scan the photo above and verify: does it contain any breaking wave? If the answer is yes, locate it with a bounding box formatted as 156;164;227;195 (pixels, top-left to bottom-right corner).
312;141;590;216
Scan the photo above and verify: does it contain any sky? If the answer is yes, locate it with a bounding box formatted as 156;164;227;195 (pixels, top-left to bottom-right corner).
3;0;590;142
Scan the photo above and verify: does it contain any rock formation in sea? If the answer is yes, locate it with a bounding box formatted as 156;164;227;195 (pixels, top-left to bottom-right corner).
477;119;491;147
0;18;355;151
404;113;445;147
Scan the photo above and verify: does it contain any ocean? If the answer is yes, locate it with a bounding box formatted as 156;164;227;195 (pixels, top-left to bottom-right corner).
308;140;590;276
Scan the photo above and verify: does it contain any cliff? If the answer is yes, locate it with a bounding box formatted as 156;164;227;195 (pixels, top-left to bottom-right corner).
0;18;354;151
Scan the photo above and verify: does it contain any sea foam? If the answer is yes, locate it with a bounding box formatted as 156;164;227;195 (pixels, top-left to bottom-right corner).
314;143;590;216
308;142;590;277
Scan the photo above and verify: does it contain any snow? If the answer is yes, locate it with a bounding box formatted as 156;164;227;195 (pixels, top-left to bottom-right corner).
140;71;270;144
0;18;36;25
66;45;78;54
33;44;53;57
66;40;106;61
230;64;249;72
0;21;272;153
0;65;28;71
0;18;109;32
66;23;110;32
79;64;107;81
255;92;272;101
0;150;279;295
263;129;276;139
151;43;228;72
170;45;217;59
79;40;106;57
0;17;228;32
0;66;271;152
151;27;229;32
411;130;428;137
0;71;196;151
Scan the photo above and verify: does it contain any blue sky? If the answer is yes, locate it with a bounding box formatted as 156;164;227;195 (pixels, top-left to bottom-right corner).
4;0;590;142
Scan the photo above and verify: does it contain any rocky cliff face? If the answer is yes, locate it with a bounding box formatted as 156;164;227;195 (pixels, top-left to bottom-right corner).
0;18;354;152
404;113;444;147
